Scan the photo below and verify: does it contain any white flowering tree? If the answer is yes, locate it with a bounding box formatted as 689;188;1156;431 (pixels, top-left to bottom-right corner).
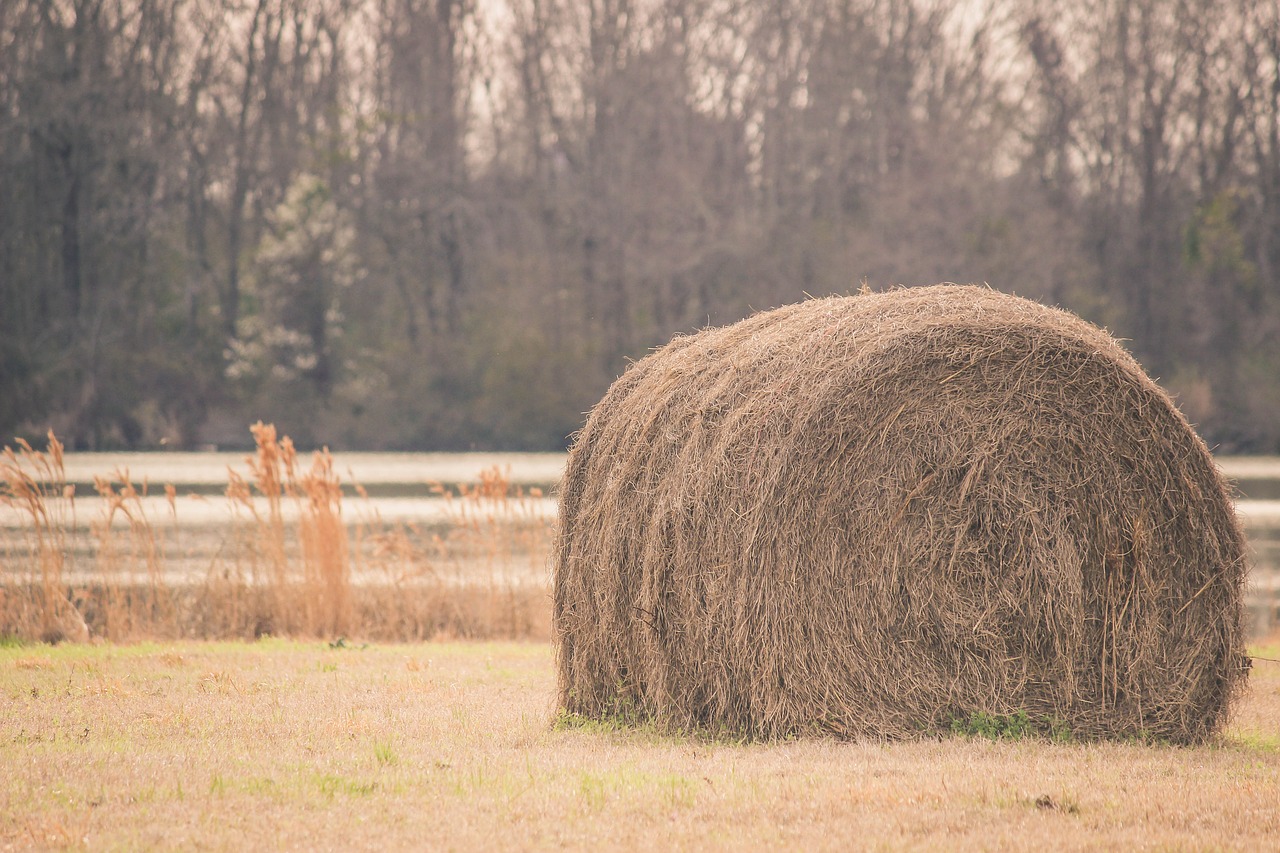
227;174;359;410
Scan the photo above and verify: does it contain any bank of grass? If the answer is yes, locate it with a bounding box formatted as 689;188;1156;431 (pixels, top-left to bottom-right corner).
1;426;552;643
2;638;1278;851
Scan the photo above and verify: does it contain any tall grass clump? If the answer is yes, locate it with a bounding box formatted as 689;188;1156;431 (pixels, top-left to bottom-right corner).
1;425;554;642
430;466;552;637
0;433;87;642
88;468;176;639
298;448;352;637
222;422;352;637
352;465;553;640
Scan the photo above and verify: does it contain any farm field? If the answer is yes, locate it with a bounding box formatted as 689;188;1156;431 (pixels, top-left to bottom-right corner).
3;638;1279;851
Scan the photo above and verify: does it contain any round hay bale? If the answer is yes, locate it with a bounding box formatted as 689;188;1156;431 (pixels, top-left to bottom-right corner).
553;284;1248;743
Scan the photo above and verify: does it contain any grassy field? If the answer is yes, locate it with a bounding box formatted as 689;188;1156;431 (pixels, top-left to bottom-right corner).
3;638;1278;851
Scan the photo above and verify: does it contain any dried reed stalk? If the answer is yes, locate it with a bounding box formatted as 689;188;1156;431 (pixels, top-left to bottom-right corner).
2;426;553;642
297;449;351;637
91;469;174;639
0;432;87;642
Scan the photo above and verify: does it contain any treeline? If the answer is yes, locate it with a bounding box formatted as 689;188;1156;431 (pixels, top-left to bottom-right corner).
2;0;1278;451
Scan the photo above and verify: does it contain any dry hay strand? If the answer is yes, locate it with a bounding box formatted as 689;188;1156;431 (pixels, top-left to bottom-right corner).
554;284;1248;743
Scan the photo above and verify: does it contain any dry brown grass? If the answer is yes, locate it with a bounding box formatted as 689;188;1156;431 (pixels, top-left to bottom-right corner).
0;434;86;643
1;637;1277;851
558;285;1247;744
0;424;553;643
221;422;354;637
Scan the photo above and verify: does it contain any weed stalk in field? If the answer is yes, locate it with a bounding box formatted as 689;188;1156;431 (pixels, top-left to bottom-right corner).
297;448;351;637
91;469;175;640
0;432;87;642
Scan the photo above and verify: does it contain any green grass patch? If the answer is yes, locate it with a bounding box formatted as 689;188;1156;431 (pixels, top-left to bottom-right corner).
373;739;399;767
948;710;1073;741
1225;730;1280;753
314;772;378;798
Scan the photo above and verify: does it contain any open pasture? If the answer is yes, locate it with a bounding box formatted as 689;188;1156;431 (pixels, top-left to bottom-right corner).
2;638;1278;851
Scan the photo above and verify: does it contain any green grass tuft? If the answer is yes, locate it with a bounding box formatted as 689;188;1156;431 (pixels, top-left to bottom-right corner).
950;710;1039;741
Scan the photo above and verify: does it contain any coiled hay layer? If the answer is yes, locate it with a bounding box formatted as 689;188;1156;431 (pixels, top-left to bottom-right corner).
554;285;1248;743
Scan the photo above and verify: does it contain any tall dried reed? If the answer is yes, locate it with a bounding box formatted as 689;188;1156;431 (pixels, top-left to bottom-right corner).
0;425;553;643
90;469;175;639
223;422;352;637
0;432;86;642
345;464;553;640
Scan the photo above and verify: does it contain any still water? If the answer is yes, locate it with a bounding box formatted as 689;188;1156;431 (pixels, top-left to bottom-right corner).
1223;457;1280;638
3;452;1279;637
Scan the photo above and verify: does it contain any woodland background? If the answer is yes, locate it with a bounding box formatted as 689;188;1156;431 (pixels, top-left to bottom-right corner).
2;0;1279;452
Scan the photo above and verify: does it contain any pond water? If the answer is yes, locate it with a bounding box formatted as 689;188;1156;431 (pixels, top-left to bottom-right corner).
3;452;1279;637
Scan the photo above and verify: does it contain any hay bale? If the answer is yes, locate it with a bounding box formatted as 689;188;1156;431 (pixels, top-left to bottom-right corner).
554;284;1248;743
